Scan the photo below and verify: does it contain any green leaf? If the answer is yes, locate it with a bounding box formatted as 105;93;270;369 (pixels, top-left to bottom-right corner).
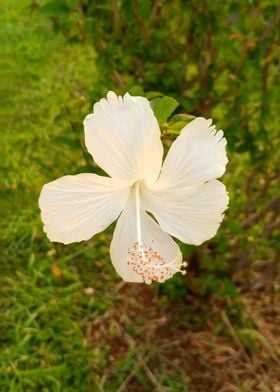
41;2;67;16
128;85;144;96
137;0;152;19
220;277;237;299
150;96;179;125
66;0;79;9
53;136;80;150
168;113;195;123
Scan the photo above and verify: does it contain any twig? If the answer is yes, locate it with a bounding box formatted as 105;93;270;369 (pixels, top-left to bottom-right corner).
244;306;280;366
221;311;273;391
116;353;151;392
141;361;163;391
243;194;280;229
221;311;247;354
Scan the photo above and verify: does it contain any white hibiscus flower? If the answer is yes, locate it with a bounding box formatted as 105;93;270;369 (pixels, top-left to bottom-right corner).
39;91;228;284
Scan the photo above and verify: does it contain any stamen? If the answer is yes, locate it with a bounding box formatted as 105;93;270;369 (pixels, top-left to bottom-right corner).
129;182;188;283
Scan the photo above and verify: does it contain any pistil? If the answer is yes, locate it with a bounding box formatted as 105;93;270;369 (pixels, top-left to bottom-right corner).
135;181;146;260
129;181;187;283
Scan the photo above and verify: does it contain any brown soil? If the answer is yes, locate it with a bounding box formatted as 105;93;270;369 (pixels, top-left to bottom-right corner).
87;266;280;392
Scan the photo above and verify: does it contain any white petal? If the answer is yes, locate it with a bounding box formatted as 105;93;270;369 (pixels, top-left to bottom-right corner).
142;180;229;246
84;91;163;183
39;173;130;244
159;117;228;188
110;187;183;284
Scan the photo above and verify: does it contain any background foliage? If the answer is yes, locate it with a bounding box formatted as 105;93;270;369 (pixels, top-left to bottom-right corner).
37;0;280;296
1;0;279;390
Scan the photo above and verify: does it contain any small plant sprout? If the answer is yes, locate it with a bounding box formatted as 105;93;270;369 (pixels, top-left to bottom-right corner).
39;92;228;284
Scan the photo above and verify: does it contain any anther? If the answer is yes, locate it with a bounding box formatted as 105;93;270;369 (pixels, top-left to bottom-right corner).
179;260;188;276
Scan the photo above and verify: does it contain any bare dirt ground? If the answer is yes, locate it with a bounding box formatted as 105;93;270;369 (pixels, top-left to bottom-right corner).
85;262;280;392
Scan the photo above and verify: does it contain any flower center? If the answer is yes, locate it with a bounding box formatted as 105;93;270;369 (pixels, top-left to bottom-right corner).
126;181;187;284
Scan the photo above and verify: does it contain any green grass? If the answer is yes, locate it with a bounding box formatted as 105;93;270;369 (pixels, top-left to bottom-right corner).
1;1;280;391
0;1;105;390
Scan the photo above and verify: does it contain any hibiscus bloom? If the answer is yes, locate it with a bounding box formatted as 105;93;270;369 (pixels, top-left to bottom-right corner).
39;91;228;284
